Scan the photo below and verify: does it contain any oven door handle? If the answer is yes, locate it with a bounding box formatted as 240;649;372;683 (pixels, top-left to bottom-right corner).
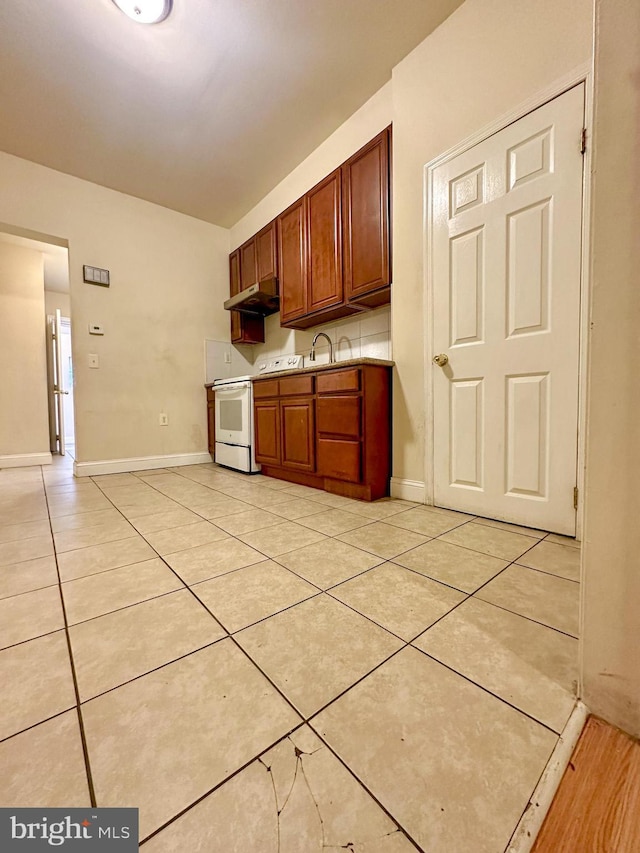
213;382;252;395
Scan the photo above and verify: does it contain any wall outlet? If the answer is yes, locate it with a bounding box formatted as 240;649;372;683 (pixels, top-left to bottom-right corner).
158;413;168;426
88;353;99;368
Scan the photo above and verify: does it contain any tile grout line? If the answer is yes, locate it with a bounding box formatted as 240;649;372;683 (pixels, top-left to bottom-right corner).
39;466;98;809
407;644;567;738
69;476;428;848
33;463;577;846
92;467;579;658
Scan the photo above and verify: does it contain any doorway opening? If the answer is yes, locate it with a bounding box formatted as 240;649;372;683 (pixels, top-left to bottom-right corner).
47;309;75;459
0;223;73;467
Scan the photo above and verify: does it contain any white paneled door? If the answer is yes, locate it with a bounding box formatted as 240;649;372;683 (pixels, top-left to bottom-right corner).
431;84;585;535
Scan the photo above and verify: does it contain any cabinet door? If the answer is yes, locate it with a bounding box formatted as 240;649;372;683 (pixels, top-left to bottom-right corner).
256;221;277;283
343;127;391;307
280;397;315;472
254;401;280;466
240;239;258;290
229;250;241;342
277;198;307;324
306;169;343;314
230;250;265;345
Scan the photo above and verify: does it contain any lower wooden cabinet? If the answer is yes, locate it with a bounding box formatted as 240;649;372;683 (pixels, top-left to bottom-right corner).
281;397;316;472
317;438;361;483
254;400;280;465
253;363;390;501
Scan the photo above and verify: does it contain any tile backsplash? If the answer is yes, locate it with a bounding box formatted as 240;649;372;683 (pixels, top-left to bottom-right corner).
205;305;391;382
204;339;253;383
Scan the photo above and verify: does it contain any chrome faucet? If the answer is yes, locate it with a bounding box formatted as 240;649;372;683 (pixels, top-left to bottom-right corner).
309;332;335;364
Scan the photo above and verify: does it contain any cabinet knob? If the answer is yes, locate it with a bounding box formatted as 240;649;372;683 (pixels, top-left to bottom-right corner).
432;353;449;367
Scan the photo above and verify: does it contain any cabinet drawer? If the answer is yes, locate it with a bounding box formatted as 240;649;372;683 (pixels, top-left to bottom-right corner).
279;374;314;397
253;379;279;399
317;397;360;438
317;438;361;483
316;368;360;394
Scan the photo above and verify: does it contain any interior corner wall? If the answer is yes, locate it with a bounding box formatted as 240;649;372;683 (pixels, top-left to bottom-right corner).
45;290;71;318
0;242;49;457
0;152;230;466
390;0;593;487
581;0;640;738
230;82;392;249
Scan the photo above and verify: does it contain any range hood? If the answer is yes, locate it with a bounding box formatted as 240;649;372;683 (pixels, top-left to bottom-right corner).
224;278;279;316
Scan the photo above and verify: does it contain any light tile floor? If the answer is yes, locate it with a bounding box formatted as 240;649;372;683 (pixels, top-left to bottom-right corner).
0;457;582;851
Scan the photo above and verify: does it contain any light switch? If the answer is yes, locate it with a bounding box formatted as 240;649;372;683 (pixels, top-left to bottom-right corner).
88;354;99;368
89;324;104;335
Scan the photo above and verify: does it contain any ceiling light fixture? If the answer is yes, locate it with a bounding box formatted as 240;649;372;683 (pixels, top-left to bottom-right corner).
111;0;172;24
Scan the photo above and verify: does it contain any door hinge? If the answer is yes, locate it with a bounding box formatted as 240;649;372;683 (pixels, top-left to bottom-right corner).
580;128;587;155
573;486;579;509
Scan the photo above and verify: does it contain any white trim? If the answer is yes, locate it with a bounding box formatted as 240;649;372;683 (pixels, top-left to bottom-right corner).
0;452;53;469
390;477;426;503
506;700;589;852
73;452;213;477
575;63;595;546
575;50;596;704
424;63;593;533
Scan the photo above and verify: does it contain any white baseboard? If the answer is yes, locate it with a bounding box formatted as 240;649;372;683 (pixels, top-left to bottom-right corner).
390;477;426;503
0;452;53;469
507;700;589;852
73;452;213;477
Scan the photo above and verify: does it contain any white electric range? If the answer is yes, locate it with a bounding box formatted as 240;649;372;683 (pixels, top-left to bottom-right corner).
211;354;304;473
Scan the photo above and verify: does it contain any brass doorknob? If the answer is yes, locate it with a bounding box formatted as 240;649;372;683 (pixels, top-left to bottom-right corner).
433;353;449;367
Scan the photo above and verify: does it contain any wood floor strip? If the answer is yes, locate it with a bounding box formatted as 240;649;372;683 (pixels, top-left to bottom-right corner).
532;715;640;852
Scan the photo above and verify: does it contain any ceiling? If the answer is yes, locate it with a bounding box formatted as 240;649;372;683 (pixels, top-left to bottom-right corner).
0;0;462;228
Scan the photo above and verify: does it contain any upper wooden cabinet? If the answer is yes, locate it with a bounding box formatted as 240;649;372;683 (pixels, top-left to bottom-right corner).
229;248;264;345
343;127;391;308
228;127;391;335
240;220;277;289
278;127;391;330
228;219;277;345
256;221;277;283
277;197;307;325
306;169;348;316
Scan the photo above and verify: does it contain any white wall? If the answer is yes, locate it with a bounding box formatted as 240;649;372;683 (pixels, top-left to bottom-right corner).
0;243;50;461
226;81;394;385
581;0;640;738
230;83;392;249
390;0;593;491
45;290;71;318
0;152;230;468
